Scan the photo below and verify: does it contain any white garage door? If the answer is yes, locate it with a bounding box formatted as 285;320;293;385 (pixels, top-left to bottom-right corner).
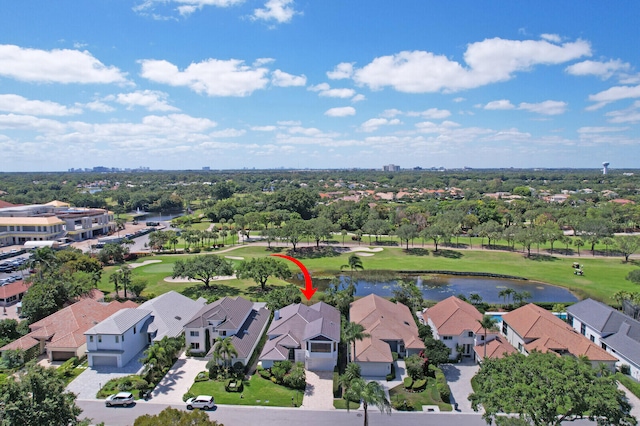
92;355;118;367
358;362;390;377
305;357;335;371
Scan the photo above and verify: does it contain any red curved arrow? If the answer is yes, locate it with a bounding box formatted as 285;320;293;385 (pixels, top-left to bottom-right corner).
270;254;317;300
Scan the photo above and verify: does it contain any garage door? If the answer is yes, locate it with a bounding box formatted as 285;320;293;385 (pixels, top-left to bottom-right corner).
358;362;390;377
51;351;75;361
92;355;118;367
305;357;335;371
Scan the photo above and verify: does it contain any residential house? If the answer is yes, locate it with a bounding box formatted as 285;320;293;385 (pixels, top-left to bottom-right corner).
350;294;424;376
85;291;206;368
567;298;640;381
502;303;617;370
425;296;505;361
184;296;270;366
0;280;29;307
259;302;340;371
0;298;137;362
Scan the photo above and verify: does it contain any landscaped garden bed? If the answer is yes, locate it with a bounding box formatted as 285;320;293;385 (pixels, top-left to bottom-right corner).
96;375;151;399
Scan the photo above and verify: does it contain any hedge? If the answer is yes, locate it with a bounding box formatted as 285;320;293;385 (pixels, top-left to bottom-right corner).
403;377;413;389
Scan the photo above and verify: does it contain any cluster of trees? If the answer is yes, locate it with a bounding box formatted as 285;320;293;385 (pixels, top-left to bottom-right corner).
139;336;184;385
469;351;636;426
134;408;223;426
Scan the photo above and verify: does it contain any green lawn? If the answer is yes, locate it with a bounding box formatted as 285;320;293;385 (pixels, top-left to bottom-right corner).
189;375;303;407
388;379;452;412
100;242;640;304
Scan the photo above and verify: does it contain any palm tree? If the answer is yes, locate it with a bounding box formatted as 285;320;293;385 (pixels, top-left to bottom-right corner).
213;337;238;369
29;247;58;279
338;363;361;412
498;288;515;306
109;272;120;298
341;254;364;296
118;264;132;298
347;379;391;426
477;315;498;359
342;322;370;363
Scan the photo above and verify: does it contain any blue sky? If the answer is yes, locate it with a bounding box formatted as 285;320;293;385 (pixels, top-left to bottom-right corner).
1;1;639;171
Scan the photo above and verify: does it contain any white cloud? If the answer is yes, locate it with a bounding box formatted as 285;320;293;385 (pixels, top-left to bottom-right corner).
407;108;451;119
566;59;630;80
588;84;640;109
0;94;82;116
351;94;366;102
139;58;270;97
359;118;400;132
116;90;179;111
381;109;402;118
352;37;591;93
540;33;561;43
325;106;355;117
0;44;128;84
253;0;298;24
82;100;115;113
0;113;67;132
484;99;515;110
453;97;466;103
606;101;640;124
327;62;354;80
210;128;246;137
251;125;277;131
577;126;629;133
276;120;300;126
271;69;306;87
134;0;244;18
308;83;355;98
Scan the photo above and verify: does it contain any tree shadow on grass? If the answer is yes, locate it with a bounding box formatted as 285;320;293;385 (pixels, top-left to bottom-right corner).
181;283;240;301
432;249;463;259
527;254;559;262
265;246;285;253
405;248;429;256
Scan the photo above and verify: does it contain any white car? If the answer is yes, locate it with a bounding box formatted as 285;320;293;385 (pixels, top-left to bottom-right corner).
186;395;215;410
105;392;134;407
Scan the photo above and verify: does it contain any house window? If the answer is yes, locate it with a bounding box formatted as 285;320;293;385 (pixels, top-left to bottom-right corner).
580;324;586;336
89;336;93;343
122;334;124;342
602;343;608;350
468;331;473;337
220;331;226;336
502;322;508;335
288;348;295;360
480;335;485;341
191;342;200;350
590;335;595;342
98;335;102;343
517;343;523;352
190;331;199;337
133;326;136;334
442;336;453;340
115;336;119;343
310;343;331;353
567;314;574;326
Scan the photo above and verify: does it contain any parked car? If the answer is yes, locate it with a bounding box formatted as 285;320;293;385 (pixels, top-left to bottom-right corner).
186;395;215;410
105;392;134;407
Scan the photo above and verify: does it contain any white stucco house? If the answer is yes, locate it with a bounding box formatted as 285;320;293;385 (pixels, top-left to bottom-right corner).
259;302;340;371
184;296;270;366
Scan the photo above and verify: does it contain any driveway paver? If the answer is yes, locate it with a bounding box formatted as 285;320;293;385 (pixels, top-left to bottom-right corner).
66;349;145;400
440;359;479;413
149;353;208;404
301;370;335;410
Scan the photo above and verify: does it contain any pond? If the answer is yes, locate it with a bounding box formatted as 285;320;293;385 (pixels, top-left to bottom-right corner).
307;273;577;304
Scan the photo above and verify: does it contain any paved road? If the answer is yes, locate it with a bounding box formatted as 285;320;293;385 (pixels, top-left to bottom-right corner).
77;400;493;426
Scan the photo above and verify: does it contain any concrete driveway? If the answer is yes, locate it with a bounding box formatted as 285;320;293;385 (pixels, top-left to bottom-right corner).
149;352;209;404
301;370;335;410
440;359;479;413
66;349;145;400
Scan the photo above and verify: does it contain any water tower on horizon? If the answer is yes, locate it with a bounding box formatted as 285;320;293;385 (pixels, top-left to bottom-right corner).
603;162;610;175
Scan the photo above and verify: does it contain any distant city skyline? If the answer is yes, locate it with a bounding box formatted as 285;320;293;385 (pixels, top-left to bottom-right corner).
0;2;639;172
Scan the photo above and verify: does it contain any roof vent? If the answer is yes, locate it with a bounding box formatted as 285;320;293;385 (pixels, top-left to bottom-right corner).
175;316;181;320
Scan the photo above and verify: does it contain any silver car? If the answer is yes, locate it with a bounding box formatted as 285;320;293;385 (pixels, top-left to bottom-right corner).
105;392;134;407
186;395;215;410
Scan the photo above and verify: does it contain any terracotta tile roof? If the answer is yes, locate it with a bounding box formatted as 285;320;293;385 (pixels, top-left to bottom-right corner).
474;336;517;359
0;298;137;354
0;280;29;300
425;296;483;336
503;304;617;362
350;294;424;363
0;334;39;351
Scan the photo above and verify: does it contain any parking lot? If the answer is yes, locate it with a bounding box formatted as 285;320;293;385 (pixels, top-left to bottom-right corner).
0;253;30;285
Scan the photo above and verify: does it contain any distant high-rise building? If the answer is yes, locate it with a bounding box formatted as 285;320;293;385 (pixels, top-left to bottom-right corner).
383;164;400;172
202;166;210;171
603;162;610;175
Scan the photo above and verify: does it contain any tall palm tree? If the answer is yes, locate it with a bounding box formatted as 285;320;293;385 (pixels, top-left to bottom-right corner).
109;272;120;298
118;264;132;298
339;363;361;412
477;315;498;359
347;379;391;426
341;254;364;296
342;322;370;363
213;337;238;369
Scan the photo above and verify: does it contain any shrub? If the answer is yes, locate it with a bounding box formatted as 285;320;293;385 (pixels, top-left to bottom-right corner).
391;351;399;361
412;378;427;391
225;379;244;392
620;364;631;375
386;363;396;381
437;382;451;403
392;399;415;411
258;367;271;379
283;363;306;390
194;371;209;382
182;391;195;402
403;377;413;389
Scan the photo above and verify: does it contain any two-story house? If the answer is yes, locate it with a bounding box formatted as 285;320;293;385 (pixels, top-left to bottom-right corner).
567;298;640;381
184;296;270;366
259;302;340;371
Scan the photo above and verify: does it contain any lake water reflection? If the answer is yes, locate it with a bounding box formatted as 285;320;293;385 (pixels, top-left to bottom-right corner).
314;274;577;303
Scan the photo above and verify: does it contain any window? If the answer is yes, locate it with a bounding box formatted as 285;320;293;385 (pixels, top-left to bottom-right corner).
502;322;508;335
580;324;586;336
133;326;136;334
191;342;200;350
590;335;595;342
567;314;574;326
310;342;331;353
220;331;226;336
190;331;199;337
468;331;473;337
89;336;94;343
442;336;453;340
480;335;485;341
98;335;102;343
518;343;523;352
602;343;608;350
115;336;119;343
